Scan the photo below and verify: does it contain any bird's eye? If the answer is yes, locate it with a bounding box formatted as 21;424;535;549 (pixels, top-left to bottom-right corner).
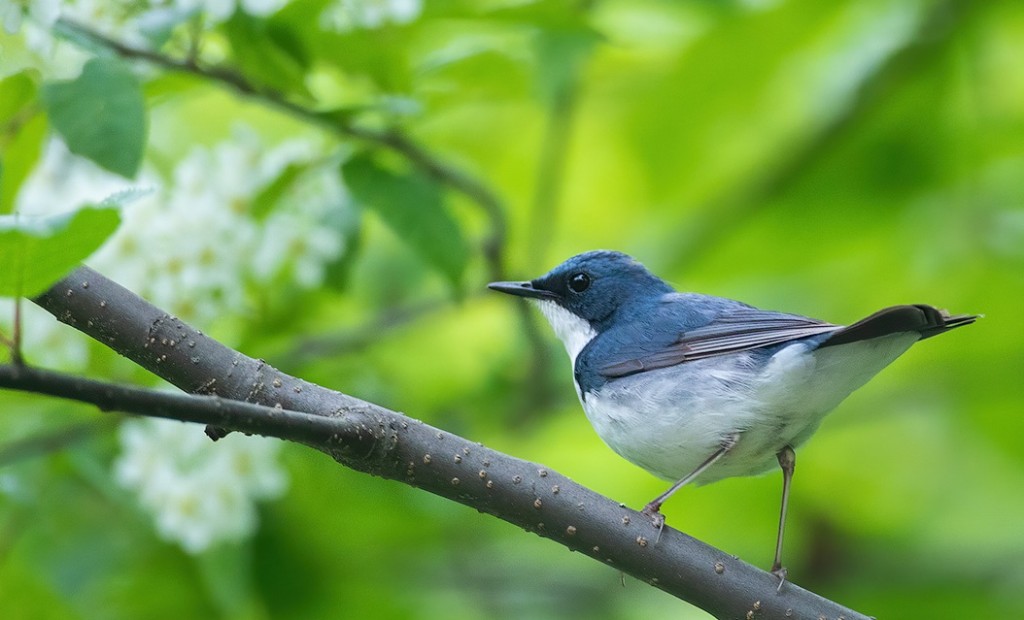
568;272;591;293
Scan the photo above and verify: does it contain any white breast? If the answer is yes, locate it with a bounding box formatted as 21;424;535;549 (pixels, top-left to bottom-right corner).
534;300;597;366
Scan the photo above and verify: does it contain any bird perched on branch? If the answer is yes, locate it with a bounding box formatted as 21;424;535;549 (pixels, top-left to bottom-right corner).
490;250;977;580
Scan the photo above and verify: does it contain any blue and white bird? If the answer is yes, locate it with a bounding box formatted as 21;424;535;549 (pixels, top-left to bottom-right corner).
489;250;976;579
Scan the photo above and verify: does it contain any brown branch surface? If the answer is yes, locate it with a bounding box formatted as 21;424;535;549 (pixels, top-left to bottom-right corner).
16;266;874;620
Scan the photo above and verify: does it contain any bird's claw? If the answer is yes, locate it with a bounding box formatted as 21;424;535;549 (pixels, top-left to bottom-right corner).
640;502;666;544
640;503;665;530
770;564;788;592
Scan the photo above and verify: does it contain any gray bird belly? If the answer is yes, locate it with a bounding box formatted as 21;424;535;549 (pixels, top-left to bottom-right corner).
581;353;766;481
580;334;919;483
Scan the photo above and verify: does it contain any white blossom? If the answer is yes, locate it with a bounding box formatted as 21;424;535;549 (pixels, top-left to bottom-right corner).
162;0;288;22
320;0;421;33
114;417;287;554
3;0;289;63
18;126;348;324
0;0;60;34
5;83;349;379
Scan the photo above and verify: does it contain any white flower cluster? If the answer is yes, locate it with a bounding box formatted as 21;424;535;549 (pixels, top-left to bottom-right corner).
8;125;344;550
319;0;422;33
17;125;348;327
0;0;285;34
0;0;58;35
165;0;289;22
2;0;423;80
114;417;287;553
1;0;422;44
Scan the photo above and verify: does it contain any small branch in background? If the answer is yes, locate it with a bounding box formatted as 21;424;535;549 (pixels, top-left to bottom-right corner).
275;298;449;369
56;17;540;366
55;19;573;379
0;328;15;354
185;14;203;65
515;57;586;421
527;71;581;270
58;18;509;281
0;417;120;467
10;297;23;366
508;300;562;426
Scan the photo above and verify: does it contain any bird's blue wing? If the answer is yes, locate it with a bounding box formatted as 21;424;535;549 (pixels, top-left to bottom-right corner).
596;304;840;379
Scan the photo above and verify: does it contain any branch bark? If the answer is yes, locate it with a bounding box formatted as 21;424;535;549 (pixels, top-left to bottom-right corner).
5;266;874;620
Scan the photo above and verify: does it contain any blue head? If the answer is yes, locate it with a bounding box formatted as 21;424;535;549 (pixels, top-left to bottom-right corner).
488;251;673;333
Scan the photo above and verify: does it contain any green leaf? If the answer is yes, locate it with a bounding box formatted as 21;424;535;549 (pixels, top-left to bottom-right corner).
223;13;311;97
0;114;47;215
0;70;37;125
0;71;45;215
41;58;147;178
0;204;121;298
251;162;311;221
342;153;468;288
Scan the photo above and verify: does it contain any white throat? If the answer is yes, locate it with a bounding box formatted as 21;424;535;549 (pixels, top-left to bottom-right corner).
535;300;597;365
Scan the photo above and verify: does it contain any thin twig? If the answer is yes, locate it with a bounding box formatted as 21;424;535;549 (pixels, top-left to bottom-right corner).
527;64;582;270
11;295;23;366
275;298;449;368
0;417;119;466
56;18;508;280
515;50;587;421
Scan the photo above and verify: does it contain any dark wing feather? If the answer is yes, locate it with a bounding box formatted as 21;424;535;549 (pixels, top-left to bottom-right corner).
598;308;840;379
819;304;978;347
597;303;978;379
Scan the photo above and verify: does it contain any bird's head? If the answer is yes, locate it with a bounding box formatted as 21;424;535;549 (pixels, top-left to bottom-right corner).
489;250;672;338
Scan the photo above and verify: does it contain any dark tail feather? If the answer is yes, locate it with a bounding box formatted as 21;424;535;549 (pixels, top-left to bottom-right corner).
821;304;979;348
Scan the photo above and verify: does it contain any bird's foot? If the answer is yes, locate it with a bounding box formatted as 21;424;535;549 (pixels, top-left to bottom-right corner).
641;502;666;544
770;563;788;592
641;502;666;528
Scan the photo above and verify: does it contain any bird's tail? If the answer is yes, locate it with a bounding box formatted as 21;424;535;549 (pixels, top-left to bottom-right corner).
821;304;979;348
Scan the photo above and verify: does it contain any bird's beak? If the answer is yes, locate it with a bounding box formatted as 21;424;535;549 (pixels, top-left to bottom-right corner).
487;280;557;300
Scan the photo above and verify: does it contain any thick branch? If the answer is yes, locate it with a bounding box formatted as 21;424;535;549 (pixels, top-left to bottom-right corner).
21;266;871;620
0;365;377;459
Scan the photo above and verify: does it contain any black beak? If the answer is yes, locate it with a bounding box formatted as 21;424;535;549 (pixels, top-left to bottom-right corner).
487;281;557;300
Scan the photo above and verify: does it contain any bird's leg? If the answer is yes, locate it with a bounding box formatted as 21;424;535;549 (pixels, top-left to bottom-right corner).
771;445;796;589
642;432;740;534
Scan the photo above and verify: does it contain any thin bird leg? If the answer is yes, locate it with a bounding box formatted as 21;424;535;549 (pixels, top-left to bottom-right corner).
641;432;740;531
771;445;796;587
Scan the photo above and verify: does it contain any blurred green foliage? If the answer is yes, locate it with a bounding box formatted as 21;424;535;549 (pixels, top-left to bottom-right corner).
0;0;1022;619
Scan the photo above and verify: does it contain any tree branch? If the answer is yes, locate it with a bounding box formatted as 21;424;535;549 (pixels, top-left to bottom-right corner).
274;297;449;368
15;265;873;620
0;417;118;466
0;365;373;455
56;18;507;280
54;17;561;407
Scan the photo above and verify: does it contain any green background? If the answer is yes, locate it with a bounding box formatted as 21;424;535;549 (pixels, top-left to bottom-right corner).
1;0;1022;618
